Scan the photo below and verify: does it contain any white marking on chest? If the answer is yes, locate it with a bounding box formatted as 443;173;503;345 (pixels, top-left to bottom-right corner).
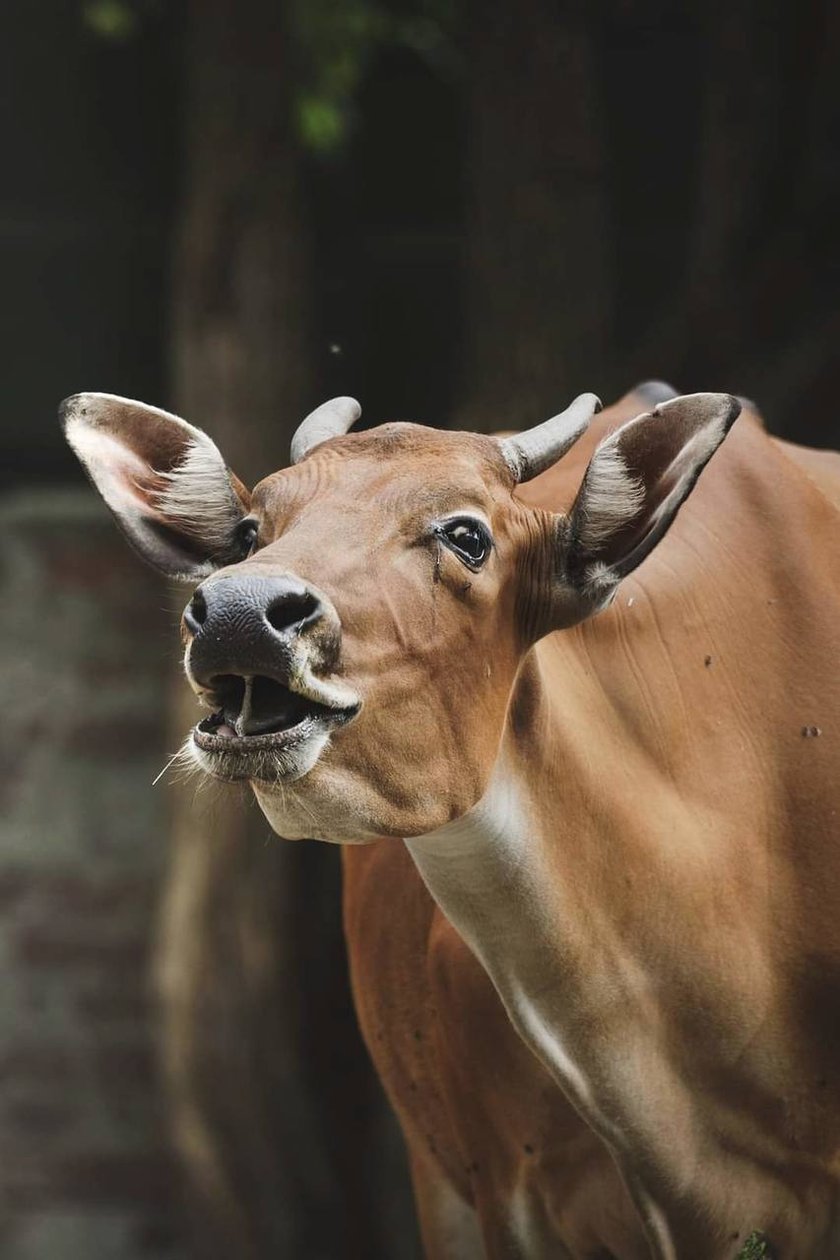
406;762;600;1123
408;761;686;1259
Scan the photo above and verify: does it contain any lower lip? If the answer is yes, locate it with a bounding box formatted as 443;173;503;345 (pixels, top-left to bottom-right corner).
192;702;359;755
192;717;315;754
190;716;331;785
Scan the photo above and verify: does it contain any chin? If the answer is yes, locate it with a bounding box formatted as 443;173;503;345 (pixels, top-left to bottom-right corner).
187;727;366;841
254;767;480;845
188;714;472;843
248;770;387;844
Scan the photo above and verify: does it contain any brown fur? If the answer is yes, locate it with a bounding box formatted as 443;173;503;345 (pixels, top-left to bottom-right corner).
66;385;840;1257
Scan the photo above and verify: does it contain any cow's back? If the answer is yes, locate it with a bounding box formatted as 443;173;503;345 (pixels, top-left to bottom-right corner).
773;435;840;511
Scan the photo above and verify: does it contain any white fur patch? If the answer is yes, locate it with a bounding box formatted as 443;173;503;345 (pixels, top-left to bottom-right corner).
407;763;606;1130
640;1194;678;1260
415;1166;485;1259
508;1183;555;1259
581;559;621;604
577;440;646;550
155;439;243;551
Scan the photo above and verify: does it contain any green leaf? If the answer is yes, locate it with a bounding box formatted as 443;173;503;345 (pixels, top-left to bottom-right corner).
82;0;139;41
296;95;347;155
289;0;462;154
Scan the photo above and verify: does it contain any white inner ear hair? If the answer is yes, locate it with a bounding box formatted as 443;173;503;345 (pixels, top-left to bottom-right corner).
580;559;621;606
577;439;646;551
154;439;243;549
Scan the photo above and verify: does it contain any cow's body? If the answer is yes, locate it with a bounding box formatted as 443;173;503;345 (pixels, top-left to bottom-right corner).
346;391;840;1258
64;383;840;1257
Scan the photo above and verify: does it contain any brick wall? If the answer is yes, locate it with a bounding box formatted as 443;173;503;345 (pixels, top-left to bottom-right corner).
0;488;185;1260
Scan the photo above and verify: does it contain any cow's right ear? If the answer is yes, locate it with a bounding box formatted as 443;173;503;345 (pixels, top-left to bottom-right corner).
61;392;251;581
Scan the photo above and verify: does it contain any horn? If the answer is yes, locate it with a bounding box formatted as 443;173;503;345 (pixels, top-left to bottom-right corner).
290;396;361;464
498;392;602;482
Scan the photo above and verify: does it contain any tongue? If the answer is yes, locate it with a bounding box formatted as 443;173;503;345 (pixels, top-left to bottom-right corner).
216;723;237;738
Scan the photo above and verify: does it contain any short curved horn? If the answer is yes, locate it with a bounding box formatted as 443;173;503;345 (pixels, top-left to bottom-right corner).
290;396;361;464
498;392;602;482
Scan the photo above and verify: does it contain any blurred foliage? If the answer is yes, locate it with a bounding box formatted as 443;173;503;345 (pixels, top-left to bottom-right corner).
82;0;165;42
736;1232;772;1260
83;0;136;41
292;0;461;153
82;0;459;152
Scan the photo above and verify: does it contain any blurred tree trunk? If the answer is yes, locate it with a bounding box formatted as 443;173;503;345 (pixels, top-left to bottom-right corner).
159;3;418;1257
616;0;840;417
171;0;310;483
456;0;840;443
454;0;612;432
679;0;840;439
610;0;840;440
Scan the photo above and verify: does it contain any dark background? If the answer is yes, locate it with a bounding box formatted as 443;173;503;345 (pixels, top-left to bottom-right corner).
1;2;838;1258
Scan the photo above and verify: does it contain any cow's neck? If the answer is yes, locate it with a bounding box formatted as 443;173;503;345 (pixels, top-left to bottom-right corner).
405;632;702;1254
402;630;675;1053
405;590;736;1041
405;647;642;1103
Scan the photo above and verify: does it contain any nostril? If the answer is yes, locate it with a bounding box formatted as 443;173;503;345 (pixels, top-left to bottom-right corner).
184;590;208;634
265;590;320;634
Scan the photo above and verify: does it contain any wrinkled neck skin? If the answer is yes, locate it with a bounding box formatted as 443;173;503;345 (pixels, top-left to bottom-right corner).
406;591;840;1259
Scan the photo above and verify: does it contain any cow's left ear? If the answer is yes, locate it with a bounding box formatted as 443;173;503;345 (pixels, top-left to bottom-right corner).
61;392;251;581
560;392;740;611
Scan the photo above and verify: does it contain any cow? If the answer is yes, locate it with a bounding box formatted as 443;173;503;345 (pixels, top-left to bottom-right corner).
62;381;840;1258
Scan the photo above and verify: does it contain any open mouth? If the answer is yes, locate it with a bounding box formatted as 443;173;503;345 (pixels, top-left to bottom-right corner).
193;673;358;754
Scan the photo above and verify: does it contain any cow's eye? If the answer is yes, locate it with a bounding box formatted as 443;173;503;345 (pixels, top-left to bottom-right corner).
436;518;492;569
235;517;259;557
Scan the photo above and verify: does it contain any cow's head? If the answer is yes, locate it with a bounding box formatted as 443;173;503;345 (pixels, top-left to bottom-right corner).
62;388;738;842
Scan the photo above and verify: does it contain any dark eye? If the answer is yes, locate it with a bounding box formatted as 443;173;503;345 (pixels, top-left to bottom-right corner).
436;518;492;570
235;517;259;557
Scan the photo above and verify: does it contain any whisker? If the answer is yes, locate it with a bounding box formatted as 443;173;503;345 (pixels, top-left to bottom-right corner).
152;750;182;786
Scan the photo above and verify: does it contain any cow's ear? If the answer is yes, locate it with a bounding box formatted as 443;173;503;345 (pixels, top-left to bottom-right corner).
561;392;740;611
61;392;251;581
